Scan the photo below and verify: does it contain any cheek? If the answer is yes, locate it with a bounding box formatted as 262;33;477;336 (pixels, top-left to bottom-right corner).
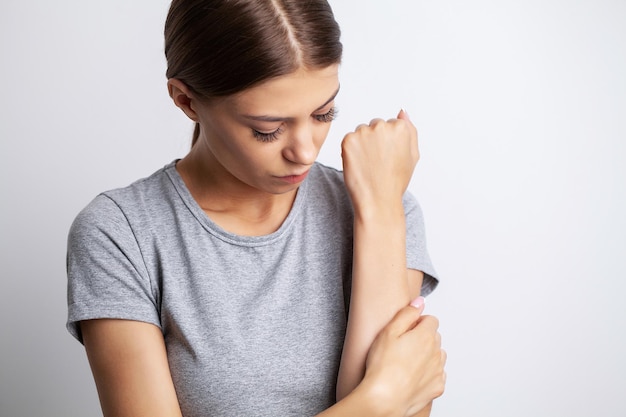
210;123;250;153
315;124;332;147
205;124;261;165
227;135;279;168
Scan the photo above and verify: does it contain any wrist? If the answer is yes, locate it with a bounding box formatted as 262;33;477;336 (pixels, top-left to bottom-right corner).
317;379;397;417
352;200;405;224
354;374;403;417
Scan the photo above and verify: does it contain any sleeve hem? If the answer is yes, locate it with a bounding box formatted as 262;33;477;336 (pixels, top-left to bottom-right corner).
407;263;439;297
67;301;161;344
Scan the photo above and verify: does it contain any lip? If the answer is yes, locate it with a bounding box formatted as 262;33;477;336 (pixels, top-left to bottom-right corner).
276;170;310;184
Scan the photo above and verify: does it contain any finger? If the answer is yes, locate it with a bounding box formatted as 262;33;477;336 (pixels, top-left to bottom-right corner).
369;118;385;127
395;109;417;135
397;108;411;121
413;315;440;335
393;110;418;145
383;303;425;337
410;295;425;312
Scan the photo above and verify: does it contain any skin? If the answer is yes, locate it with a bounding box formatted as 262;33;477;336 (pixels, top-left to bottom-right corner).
173;65;340;236
81;65;446;417
337;110;427;402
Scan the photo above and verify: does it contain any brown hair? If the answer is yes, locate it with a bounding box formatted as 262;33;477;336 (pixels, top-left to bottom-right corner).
164;0;343;146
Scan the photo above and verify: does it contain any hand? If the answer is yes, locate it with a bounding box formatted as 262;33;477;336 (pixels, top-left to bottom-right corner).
341;110;419;216
362;301;446;417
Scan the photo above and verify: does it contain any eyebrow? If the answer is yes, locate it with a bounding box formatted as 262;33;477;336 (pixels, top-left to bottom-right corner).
242;85;340;122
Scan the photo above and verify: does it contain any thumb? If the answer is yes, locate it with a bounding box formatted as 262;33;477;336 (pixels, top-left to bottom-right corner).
385;296;426;337
410;295;426;312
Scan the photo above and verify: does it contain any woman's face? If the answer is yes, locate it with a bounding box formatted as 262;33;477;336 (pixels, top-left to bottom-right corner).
193;64;340;195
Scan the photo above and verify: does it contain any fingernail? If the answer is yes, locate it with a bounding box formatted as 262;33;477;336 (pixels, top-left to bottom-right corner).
403;108;411;121
410;296;425;309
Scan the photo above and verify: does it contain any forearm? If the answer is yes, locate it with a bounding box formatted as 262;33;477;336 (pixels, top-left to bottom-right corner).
319;377;401;417
336;203;412;399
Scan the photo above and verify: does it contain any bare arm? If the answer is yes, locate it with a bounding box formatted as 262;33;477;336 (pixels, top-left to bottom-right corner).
336;110;435;415
337;213;424;395
81;319;183;417
81;310;443;417
330;305;445;417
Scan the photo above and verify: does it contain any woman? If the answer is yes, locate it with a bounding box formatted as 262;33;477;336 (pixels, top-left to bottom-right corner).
66;1;446;416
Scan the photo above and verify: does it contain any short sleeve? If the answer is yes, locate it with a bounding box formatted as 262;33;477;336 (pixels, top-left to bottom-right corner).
403;192;439;296
66;194;160;343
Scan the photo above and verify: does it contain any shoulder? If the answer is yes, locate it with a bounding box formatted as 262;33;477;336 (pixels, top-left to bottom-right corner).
402;190;428;239
402;190;423;219
307;162;348;198
70;194;127;243
310;161;344;181
305;163;353;210
102;162;177;210
295;162;353;228
69;162;176;245
76;162;176;221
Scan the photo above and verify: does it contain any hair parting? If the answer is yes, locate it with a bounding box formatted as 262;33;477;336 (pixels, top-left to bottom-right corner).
164;0;343;146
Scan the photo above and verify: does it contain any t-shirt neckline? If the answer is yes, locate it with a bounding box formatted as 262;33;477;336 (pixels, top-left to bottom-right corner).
164;160;310;247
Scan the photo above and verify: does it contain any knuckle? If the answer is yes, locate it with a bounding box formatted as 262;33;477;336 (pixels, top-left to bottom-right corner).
398;118;411;132
422;315;440;329
434;380;446;398
371;120;387;131
354;123;368;133
342;131;359;147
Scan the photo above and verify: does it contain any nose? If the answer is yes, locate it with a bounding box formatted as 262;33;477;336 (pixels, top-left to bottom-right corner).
282;124;318;166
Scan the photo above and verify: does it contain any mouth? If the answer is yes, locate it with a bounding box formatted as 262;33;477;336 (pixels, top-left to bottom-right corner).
276;170;310;184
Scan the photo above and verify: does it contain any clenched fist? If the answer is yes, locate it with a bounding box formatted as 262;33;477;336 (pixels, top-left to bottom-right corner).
341;110;419;217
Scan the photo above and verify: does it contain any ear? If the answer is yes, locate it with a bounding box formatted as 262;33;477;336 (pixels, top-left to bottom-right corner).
167;78;200;122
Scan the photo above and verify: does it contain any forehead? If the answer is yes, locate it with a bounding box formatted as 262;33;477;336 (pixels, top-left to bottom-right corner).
227;65;340;114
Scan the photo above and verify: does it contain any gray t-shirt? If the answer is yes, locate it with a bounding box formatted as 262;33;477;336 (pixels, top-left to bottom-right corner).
67;161;438;417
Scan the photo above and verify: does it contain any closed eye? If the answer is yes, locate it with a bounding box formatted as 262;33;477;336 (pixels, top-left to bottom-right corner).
252;127;283;143
251;107;337;143
314;107;338;123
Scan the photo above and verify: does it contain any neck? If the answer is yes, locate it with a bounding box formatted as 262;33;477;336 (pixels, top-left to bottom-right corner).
176;148;298;236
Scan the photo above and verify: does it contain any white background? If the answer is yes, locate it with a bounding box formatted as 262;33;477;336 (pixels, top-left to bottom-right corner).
1;1;625;416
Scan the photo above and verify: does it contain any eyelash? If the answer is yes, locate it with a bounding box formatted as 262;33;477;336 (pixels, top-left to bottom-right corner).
252;107;339;143
314;106;338;123
252;127;284;143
